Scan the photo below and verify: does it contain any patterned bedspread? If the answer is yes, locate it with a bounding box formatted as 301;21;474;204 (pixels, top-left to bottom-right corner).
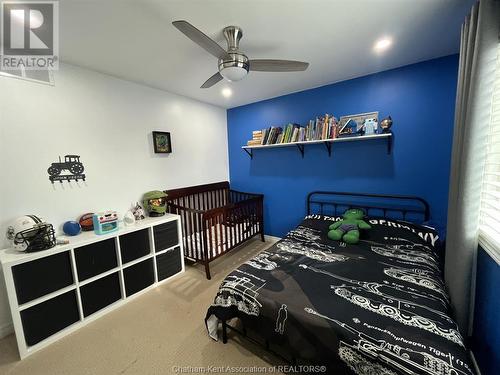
205;215;474;375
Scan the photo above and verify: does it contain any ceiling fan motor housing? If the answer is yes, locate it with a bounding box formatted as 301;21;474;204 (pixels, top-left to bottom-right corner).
223;26;243;51
172;20;309;87
218;26;249;81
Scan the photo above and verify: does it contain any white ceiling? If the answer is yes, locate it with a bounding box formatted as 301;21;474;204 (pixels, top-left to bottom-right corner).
59;0;473;108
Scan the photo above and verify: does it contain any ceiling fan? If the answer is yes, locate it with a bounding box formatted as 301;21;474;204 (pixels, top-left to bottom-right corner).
172;20;309;88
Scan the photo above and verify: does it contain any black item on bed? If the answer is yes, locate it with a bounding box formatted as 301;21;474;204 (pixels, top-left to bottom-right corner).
205;192;472;375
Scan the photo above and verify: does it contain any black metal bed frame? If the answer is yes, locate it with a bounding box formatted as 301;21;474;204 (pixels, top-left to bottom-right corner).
306;191;430;222
221;191;431;365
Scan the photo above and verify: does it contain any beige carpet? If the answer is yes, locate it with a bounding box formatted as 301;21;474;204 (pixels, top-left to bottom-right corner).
0;238;286;375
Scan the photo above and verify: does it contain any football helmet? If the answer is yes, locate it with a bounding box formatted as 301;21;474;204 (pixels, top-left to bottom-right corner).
6;215;56;252
143;191;168;217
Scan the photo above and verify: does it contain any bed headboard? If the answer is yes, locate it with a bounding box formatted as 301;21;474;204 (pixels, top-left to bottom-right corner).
307;191;430;223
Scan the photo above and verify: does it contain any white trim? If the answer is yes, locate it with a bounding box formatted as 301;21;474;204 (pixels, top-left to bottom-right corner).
121;253;154;269
155;243;182;256
78;266;121;287
470;350;482;375
264;235;281;242
18;285;77;311
0;322;13;339
478;230;500;265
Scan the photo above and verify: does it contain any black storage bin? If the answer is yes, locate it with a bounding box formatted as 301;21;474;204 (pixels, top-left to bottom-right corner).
20;290;79;346
13;251;74;305
153;221;178;252
123;258;154;297
75;238;117;281
156;247;182;281
119;229;150;264
80;272;121;317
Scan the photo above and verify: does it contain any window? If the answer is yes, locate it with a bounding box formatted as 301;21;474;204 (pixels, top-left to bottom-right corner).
479;42;500;260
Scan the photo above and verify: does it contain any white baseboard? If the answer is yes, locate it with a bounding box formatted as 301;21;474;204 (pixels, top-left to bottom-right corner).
264;235;281;242
470;350;482;375
0;321;13;339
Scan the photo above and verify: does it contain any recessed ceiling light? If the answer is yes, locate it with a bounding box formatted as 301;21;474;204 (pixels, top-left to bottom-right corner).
221;88;232;98
373;37;392;53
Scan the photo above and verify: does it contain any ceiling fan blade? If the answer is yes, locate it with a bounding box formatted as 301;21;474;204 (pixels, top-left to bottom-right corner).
172;20;229;60
201;72;223;88
249;59;309;72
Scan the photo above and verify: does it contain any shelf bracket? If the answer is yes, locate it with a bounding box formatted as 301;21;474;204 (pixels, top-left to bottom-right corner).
296;144;304;158
387;134;392;154
324;142;332;157
243;148;253;159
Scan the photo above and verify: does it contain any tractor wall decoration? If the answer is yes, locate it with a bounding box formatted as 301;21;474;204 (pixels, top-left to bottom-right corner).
47;155;86;183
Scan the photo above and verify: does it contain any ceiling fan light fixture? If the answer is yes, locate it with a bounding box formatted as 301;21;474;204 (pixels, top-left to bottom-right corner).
172;21;310;88
220;66;248;82
218;52;249;82
373;37;393;53
221;87;232;98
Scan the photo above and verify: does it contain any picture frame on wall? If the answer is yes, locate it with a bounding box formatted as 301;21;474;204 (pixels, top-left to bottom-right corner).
152;131;172;154
338;111;379;137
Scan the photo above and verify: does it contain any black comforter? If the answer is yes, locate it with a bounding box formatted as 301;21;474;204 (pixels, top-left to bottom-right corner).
205;215;474;375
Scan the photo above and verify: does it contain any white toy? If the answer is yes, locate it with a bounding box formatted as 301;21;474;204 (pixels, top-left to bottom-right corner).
124;210;136;226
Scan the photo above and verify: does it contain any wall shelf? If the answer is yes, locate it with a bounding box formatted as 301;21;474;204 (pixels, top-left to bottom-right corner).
242;132;392;159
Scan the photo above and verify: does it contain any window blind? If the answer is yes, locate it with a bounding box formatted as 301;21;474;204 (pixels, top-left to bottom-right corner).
479;42;500;257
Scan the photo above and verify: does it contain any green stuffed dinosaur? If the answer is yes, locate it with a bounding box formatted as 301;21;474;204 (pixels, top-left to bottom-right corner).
328;208;371;244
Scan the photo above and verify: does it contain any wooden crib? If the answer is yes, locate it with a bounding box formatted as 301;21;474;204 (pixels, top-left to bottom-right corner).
165;182;264;279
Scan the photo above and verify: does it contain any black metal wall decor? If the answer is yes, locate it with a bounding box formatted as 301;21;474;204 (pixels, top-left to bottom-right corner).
47;155;86;183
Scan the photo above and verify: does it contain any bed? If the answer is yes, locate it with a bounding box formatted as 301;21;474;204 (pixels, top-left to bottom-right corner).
165;182;264;279
205;192;474;375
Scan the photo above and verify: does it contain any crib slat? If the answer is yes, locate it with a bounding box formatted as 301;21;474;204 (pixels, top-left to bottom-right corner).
216;214;221;257
189;211;196;259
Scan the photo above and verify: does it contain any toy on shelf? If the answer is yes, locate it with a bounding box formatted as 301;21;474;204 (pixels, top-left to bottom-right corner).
123;211;136;226
63;221;81;236
131;202;145;220
6;215;56;252
79;213;94;231
143;191;168;217
380;116;393;133
363;118;378;135
93;211;119;235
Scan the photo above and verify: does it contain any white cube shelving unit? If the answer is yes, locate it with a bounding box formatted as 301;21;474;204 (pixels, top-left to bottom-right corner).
0;214;184;359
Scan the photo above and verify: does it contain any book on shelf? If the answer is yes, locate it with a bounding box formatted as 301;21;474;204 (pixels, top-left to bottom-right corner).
245;114;340;147
247;140;262;146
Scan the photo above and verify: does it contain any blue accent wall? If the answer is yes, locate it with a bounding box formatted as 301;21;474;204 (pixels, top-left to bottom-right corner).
472;247;500;375
227;55;459;237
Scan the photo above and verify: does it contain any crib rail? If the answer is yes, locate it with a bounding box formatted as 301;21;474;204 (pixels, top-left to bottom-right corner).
165;182;264;279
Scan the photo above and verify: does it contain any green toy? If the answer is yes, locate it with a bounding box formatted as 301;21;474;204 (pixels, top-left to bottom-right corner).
143;190;168;217
328;208;371;244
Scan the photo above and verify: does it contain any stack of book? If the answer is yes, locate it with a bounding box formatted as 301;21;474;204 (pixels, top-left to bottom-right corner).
245;114;339;147
246;130;263;146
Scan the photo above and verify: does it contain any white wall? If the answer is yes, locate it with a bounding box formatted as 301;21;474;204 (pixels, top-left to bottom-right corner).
0;63;228;336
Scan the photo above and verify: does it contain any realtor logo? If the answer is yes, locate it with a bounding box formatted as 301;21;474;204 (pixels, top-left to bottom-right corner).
0;1;59;70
